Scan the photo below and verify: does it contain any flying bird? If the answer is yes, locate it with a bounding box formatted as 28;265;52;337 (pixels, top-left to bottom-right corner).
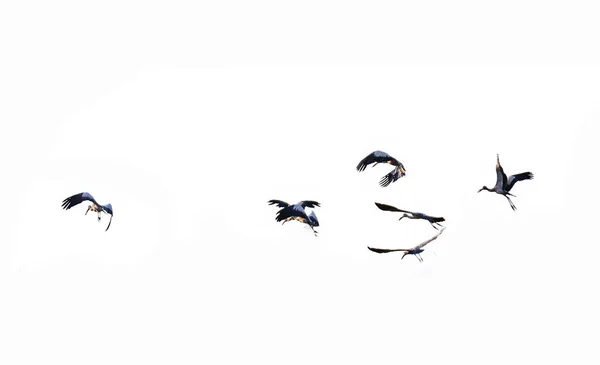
62;192;113;231
268;200;320;236
478;154;534;211
374;202;445;230
356;150;406;187
367;227;446;262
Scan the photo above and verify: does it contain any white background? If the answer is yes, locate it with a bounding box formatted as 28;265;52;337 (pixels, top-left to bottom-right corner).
1;1;599;364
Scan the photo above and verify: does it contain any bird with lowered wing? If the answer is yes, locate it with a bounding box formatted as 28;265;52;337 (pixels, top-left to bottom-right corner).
356;150;406;187
62;192;114;231
268;199;321;236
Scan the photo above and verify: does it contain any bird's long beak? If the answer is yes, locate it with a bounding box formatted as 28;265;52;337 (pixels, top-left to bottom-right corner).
372;162;379;168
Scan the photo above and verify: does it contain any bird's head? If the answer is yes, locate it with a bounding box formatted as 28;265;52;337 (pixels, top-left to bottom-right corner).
401;252;409;260
308;211;319;227
399;214;409;221
477;186;487;193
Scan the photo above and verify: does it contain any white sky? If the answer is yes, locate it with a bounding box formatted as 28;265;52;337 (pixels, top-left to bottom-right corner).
2;1;600;364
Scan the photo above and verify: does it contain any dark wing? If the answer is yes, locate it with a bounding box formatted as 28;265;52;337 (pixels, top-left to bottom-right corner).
100;204;113;231
105;215;113;231
495;154;508;190
390;159;406;173
374;202;413;214
356;150;393;172
367;247;408;254
307;211;320;227
275;204;309;222
268;200;289;208
411;227;446;250
505;172;534;192
101;204;113;215
379;166;404;187
61;192;97;210
299;200;320;208
426;215;445;223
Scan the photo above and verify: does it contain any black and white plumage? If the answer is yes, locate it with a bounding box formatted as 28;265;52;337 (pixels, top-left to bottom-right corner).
62;192;113;231
368;227;446;262
356;150;406;187
375;202;445;230
268;200;320;236
478;154;534;211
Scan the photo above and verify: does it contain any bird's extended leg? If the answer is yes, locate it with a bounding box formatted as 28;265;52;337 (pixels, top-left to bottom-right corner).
505;195;517;211
311;226;318;237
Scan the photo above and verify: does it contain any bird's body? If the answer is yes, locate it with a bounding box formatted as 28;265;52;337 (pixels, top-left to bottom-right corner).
268;200;320;236
368;227;446;262
62;192;113;231
356;150;406;187
478;154;534;211
375;202;445;230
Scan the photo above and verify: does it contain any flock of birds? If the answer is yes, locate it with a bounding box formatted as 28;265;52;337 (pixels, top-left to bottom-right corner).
61;151;534;262
266;150;534;262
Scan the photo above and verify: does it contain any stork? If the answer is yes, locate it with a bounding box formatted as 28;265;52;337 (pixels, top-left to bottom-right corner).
478;154;534;211
268;200;320;236
367;227;446;262
62;192;113;231
374;202;445;230
356;150;406;187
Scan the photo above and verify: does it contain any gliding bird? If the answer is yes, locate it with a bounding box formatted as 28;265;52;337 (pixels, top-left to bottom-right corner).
268;200;320;236
367;227;446;262
62;192;114;231
356;150;406;187
375;202;445;230
478;154;534;211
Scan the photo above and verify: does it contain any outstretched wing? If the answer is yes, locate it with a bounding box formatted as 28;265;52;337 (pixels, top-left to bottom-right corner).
506;172;534;192
393;160;406;173
425;215;445;223
379;167;404;187
299;200;320;208
356;150;393;172
275;204;309;222
374;202;413;214
367;247;408;254
61;192;97;210
368;228;446;254
268;200;289;208
411;227;446;250
105;214;113;231
495;154;508;190
307;211;320;227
